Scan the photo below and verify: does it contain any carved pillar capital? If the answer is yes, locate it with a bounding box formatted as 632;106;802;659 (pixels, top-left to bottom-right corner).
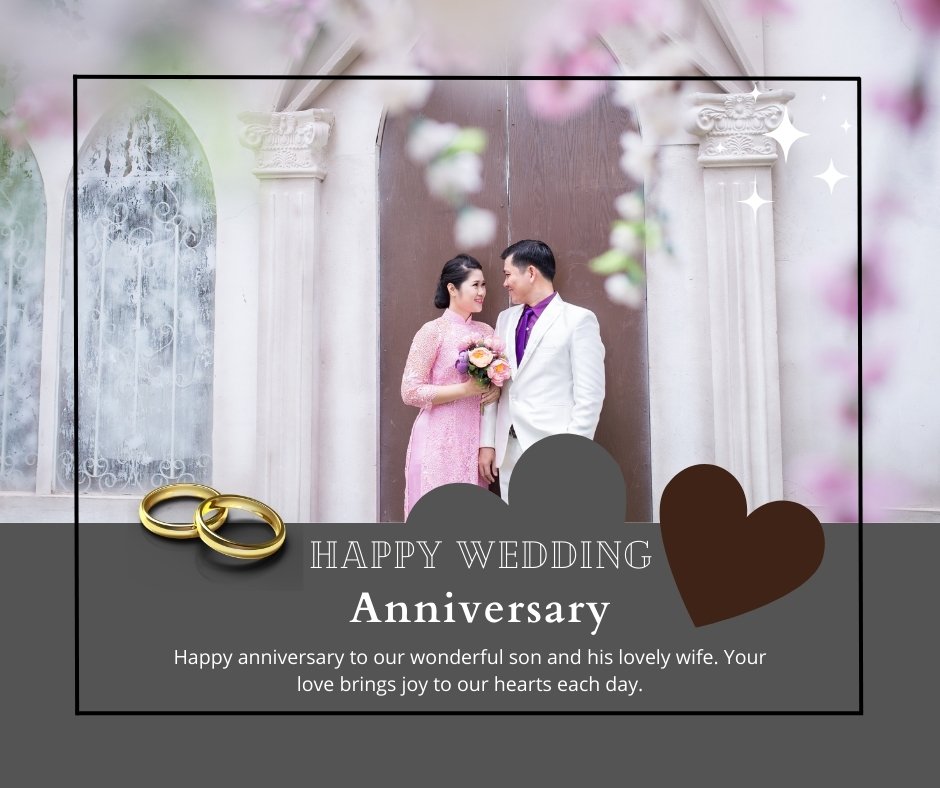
238;108;334;180
687;90;794;167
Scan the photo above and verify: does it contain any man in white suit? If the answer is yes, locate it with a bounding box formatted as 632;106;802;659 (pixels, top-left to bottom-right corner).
479;239;606;502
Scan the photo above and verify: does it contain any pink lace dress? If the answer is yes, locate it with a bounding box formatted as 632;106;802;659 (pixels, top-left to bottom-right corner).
401;309;494;518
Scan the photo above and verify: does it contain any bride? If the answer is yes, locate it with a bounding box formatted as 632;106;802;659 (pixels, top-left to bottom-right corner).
401;254;501;518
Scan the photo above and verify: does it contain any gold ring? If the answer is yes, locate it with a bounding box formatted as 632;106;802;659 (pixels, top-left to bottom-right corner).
195;494;286;560
139;483;228;539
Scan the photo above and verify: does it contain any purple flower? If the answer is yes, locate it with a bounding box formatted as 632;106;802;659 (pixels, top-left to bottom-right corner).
455;351;469;374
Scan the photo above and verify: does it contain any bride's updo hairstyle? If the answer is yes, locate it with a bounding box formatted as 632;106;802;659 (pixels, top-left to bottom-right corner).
433;254;483;309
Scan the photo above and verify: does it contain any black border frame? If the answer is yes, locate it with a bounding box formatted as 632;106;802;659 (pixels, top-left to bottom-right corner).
73;74;863;716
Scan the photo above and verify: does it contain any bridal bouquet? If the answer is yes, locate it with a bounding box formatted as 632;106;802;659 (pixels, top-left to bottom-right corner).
455;335;512;387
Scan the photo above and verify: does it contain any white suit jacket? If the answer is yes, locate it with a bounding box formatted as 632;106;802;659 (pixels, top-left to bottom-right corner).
480;293;605;467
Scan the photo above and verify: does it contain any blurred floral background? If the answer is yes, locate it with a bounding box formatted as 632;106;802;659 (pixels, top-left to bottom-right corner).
1;0;937;522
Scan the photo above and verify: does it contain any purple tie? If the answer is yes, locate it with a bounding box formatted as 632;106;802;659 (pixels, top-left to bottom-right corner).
516;305;536;364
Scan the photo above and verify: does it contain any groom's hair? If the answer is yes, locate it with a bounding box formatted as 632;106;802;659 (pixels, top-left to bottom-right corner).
502;239;555;282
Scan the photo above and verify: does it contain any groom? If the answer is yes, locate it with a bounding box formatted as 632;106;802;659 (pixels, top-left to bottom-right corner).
479;239;606;502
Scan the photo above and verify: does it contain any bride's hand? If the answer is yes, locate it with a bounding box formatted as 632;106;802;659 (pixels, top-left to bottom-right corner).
480;383;501;407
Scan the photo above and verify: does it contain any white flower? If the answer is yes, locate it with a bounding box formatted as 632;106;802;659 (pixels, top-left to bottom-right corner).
610;223;641;256
620;130;641;151
612;79;665;107
611;43;692;142
641;92;684;141
615;191;645;221
605;274;644;308
646;41;696;78
425;151;483;199
407;119;460;164
619;132;655;180
369;68;433;115
455;207;497;249
612;43;695;107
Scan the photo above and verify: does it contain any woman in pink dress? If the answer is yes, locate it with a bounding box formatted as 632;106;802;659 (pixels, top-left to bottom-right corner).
401;254;501;518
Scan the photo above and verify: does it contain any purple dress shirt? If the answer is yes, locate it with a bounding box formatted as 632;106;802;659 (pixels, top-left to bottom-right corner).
515;292;557;364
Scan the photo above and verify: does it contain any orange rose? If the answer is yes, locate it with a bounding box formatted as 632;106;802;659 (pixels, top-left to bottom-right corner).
468;347;494;368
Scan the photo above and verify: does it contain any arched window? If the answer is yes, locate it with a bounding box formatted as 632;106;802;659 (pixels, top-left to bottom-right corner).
0;122;46;492
75;90;216;494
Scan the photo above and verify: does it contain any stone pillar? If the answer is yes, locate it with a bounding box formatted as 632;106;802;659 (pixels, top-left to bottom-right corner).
686;90;793;508
239;108;334;522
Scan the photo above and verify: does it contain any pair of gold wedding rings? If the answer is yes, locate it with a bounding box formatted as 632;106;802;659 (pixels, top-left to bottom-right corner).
139;483;286;560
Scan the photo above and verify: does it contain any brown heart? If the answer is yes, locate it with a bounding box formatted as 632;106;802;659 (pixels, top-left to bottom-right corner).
660;464;825;627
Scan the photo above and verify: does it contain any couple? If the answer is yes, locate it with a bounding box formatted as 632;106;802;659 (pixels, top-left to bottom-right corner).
401;239;606;518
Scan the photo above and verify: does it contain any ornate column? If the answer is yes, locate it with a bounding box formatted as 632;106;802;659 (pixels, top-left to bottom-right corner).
239;108;334;522
686;90;793;508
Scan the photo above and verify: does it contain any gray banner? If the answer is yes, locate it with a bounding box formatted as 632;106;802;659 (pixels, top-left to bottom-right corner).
3;523;939;784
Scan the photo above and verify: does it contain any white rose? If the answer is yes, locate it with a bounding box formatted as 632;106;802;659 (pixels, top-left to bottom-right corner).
609;223;641;256
455;207;497;249
425;151;483;199
407;119;460;164
604;273;644;308
615;192;645;221
619;132;655;180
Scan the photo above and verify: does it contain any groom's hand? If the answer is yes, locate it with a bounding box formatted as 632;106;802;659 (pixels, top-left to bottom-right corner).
480;384;501;407
478;448;497;484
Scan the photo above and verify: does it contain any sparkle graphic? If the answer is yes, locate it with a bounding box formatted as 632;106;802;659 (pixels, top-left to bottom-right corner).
715;142;727;153
821;94;827;102
738;180;773;216
764;107;809;162
749;84;762;101
814;159;848;194
841;119;852;133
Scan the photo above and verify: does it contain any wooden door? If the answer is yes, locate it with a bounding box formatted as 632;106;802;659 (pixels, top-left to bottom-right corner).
379;80;652;521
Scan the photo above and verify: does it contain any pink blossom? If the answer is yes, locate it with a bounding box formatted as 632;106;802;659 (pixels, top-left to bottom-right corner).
578;0;660;27
836;399;859;429
796;458;910;523
862;473;909;523
822;247;896;319
525;79;607;121
489;336;505;354
862;352;891;387
798;459;858;522
902;0;940;33
873;79;928;130
592;0;667;31
523;46;615;121
744;0;794;15
243;0;333;60
0;80;72;147
822;349;892;389
867;191;905;220
525;0;659;59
